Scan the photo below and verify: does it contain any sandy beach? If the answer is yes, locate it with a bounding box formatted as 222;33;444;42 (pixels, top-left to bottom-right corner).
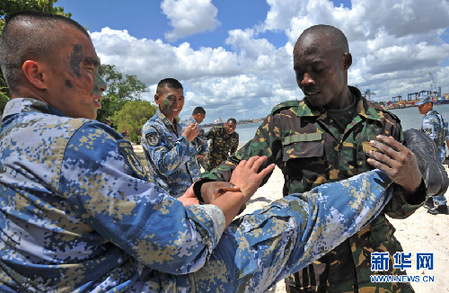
246;166;449;293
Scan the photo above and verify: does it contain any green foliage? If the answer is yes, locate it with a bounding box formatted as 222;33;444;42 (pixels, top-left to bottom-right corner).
0;0;70;114
112;100;157;144
97;64;149;123
0;68;9;114
0;0;69;21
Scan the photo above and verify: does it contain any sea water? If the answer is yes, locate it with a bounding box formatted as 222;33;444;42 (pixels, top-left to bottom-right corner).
205;103;449;146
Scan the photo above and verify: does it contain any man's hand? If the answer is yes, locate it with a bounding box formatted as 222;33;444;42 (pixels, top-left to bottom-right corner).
230;156;275;200
178;185;199;206
200;182;241;203
367;135;422;193
182;123;199;141
202;156;275;227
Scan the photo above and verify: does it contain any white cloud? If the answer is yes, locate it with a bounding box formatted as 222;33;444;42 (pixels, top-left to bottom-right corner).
263;0;305;31
91;28;240;85
281;0;449;101
90;0;449;124
161;0;220;42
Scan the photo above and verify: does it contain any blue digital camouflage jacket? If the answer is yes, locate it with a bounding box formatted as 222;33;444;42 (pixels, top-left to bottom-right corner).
141;109;200;197
421;110;449;162
0;98;394;292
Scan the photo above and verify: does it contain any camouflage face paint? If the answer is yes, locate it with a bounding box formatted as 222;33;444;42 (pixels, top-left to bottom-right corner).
69;44;83;78
65;80;73;88
162;94;174;112
92;72;106;95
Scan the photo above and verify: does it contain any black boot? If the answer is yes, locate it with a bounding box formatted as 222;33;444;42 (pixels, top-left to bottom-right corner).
424;197;435;210
428;204;449;215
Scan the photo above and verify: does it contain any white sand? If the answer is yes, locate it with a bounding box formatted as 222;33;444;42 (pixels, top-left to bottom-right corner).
245;166;449;293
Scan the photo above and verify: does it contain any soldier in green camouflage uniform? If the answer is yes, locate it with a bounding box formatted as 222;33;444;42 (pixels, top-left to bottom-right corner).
202;25;426;293
205;118;239;171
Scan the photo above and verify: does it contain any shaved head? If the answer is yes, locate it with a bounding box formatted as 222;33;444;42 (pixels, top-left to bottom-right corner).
0;11;89;94
294;24;349;61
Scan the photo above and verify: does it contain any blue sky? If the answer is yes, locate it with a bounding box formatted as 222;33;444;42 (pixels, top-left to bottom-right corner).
57;0;449;123
60;0;350;49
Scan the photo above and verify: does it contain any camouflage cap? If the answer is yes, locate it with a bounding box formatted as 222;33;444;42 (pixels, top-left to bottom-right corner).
416;97;432;106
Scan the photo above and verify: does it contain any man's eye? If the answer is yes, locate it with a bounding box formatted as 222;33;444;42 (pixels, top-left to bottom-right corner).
85;67;96;72
313;67;325;73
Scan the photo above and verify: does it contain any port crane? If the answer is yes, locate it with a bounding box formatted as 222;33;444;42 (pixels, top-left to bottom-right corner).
363;89;376;101
428;71;441;98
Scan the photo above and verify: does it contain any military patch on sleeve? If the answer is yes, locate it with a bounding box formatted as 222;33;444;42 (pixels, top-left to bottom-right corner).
146;132;159;146
118;140;149;180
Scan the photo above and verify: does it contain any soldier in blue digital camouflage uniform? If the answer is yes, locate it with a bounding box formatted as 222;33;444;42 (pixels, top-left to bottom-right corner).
141;78;201;197
180;106;209;170
417;97;449;214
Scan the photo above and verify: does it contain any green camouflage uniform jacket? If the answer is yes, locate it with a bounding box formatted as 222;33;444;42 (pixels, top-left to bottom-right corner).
205;125;239;171
202;87;422;292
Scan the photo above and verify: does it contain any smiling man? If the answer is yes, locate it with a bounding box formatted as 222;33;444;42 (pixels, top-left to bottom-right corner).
205;118;239;171
0;14;106;119
141;78;201;197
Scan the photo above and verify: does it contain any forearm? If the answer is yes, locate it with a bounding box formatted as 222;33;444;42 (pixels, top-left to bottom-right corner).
385;182;426;218
230;141;238;155
211;191;246;227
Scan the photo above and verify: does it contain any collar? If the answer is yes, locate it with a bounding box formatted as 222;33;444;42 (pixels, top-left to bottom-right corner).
156;108;179;129
2;98;66;121
296;86;383;123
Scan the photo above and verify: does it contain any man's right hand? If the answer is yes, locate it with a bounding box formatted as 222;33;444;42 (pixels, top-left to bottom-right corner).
230;156;275;200
182;123;199;141
204;156;275;227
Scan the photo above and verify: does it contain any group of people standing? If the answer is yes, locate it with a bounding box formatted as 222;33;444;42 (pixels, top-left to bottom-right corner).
0;10;448;293
140;77;240;197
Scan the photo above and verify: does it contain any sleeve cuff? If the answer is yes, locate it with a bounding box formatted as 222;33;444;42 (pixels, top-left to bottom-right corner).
403;179;427;205
193;178;216;203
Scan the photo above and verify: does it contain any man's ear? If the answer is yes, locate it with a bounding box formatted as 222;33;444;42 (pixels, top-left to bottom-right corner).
343;52;352;70
22;60;48;90
154;94;160;105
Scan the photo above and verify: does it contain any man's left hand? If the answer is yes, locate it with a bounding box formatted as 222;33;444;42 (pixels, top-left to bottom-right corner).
182;123;199;141
367;135;422;193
